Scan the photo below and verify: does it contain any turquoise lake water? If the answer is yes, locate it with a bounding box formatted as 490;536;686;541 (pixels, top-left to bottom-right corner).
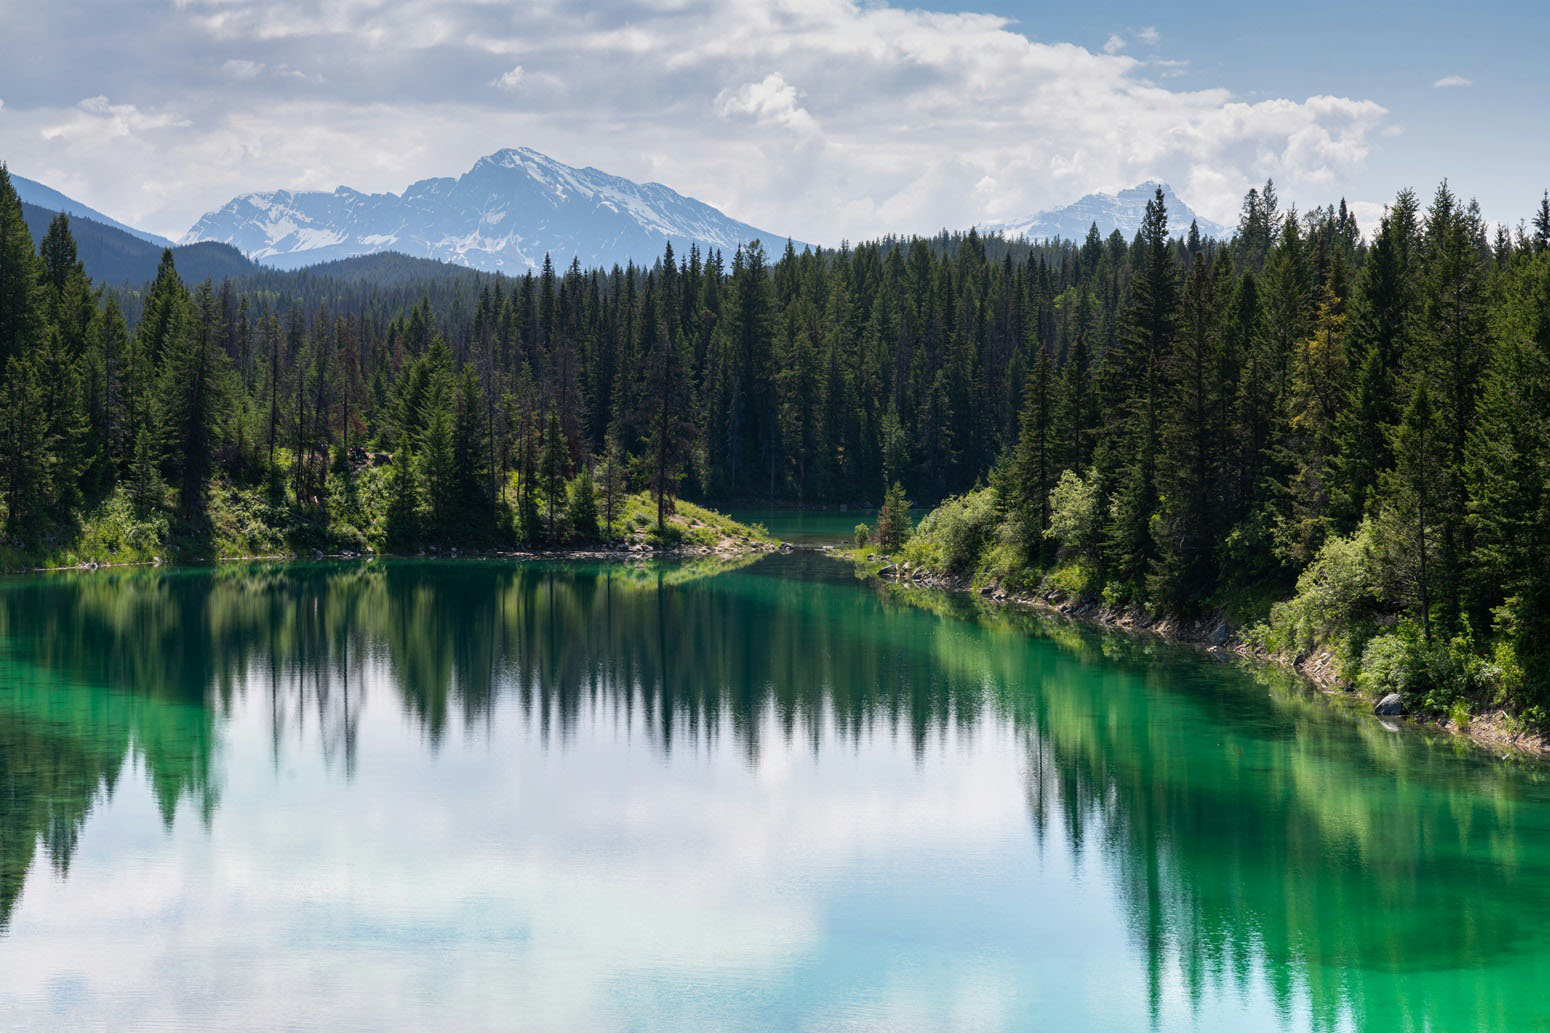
2;554;1548;1031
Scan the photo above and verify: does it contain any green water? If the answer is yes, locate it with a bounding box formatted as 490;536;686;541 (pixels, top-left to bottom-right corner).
1;555;1548;1032
727;507;878;545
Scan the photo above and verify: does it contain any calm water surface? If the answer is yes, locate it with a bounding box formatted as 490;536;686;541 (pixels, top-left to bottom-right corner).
1;554;1549;1032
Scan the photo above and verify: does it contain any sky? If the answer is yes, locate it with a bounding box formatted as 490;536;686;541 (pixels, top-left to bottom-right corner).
1;0;1545;245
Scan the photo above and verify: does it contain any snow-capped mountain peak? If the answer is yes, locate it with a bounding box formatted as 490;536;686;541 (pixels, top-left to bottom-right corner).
985;182;1228;242
181;149;798;273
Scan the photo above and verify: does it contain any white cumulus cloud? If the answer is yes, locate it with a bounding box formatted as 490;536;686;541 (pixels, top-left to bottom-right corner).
1433;74;1472;88
714;73;819;135
1;0;1393;244
491;65;524;91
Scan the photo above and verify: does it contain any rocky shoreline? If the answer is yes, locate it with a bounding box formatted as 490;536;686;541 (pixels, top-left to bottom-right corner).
866;558;1550;758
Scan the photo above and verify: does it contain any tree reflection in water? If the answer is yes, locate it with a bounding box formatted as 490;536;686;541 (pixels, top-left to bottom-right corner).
1;555;1547;1032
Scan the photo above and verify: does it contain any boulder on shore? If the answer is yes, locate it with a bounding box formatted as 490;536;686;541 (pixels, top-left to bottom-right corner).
1374;693;1405;716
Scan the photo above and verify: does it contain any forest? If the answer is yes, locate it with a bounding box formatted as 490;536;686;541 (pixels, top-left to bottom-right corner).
2;163;1550;719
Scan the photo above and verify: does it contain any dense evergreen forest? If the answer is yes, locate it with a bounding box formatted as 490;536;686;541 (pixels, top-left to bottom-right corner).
4;161;1550;717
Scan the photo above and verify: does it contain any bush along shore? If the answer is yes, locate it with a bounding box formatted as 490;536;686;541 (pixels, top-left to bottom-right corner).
845;483;1550;756
0;459;781;572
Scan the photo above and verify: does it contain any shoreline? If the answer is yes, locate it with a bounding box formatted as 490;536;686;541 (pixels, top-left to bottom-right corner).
860;560;1550;759
8;540;792;576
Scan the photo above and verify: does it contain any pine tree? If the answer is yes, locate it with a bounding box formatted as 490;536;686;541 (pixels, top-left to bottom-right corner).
386;445;419;547
35;326;89;512
159;280;229;519
1420;183;1488;622
566;460;600;541
127;425;164;515
414;405;452;535
1375;382;1445;640
1010;344;1054;564
876;481;912;553
1105;186;1178;589
1152;253;1221;605
451;364;487;522
597;434;627;541
879;401;909;492
1283;286;1348;562
540;410;567;539
0;355;46;534
0;166;40;371
1469;254;1550;685
88;296;130;478
1055;332;1092;472
1328;348;1389;529
639;304;694;529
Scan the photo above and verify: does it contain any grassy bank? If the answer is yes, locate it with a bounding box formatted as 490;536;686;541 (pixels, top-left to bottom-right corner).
0;467;778;572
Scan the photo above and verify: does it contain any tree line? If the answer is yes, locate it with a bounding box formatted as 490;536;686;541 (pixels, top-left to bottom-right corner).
909;179;1550;713
5;161;1550;704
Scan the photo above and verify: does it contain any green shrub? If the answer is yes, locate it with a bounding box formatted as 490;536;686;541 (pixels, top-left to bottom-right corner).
1357;622;1493;713
980;537;1038;592
854;523;870;549
909;488;996;574
1357;631;1409;698
1045;560;1097;600
1045;468;1099;557
1259;520;1377;656
1101;580;1131;611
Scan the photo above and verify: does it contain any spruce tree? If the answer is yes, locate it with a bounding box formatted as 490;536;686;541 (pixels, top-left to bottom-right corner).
537;409;566;540
127;426;164;515
1469;254;1550;685
566;461;600;542
1010;344;1054;565
451;364;486;521
1283;286;1348;562
1420;182;1488;622
0;166;40;371
876;481;912;553
1375;382;1445;641
1152;253;1221;605
159;280;229;520
420;408;455;535
0;355;46;534
1105;186;1178;589
597;434;627;541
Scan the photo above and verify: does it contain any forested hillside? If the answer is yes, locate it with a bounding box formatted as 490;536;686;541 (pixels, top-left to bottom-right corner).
893;183;1550;725
18;201;257;287
4;160;1550;717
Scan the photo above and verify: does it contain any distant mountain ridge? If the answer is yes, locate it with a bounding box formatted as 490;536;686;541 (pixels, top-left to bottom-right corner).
11;172;174;248
985;182;1229;242
182;148;803;273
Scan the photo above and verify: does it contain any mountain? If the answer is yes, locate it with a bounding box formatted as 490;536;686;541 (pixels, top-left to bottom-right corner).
11;173;173;248
20;202;257;287
985;182;1229;242
182;147;801;273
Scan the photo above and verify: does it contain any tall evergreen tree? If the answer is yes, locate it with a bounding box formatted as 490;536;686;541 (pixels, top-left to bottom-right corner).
1105;186;1179;588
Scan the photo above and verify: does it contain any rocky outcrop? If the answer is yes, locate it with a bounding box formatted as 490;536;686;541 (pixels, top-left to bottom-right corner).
1374;693;1405;716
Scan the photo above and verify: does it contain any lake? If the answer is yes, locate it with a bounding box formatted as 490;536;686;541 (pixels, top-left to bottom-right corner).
2;554;1548;1032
